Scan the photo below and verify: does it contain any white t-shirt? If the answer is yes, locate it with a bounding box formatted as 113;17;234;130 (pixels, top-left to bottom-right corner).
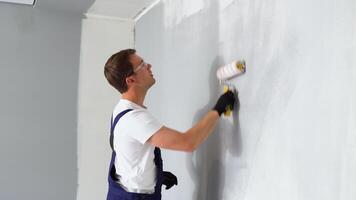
112;99;163;193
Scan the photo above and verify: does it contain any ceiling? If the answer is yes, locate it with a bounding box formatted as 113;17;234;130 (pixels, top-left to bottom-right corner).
86;0;159;19
2;0;158;19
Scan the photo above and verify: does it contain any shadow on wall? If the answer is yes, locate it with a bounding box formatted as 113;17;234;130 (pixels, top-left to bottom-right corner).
186;55;243;200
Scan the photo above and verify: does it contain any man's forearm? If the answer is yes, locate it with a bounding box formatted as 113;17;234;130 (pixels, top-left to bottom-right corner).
185;110;220;151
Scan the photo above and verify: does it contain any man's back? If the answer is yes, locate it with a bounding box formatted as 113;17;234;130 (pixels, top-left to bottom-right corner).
112;99;163;193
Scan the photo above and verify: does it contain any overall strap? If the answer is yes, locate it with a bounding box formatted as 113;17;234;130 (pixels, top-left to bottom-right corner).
110;109;133;151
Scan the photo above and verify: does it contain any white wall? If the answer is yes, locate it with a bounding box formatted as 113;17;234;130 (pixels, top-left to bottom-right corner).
77;17;134;200
135;0;356;200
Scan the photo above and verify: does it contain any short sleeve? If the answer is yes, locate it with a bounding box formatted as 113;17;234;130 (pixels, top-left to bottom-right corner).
123;109;163;144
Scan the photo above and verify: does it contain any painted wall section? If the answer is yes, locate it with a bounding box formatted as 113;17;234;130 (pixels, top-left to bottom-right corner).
0;5;82;200
135;0;356;200
77;17;134;200
163;0;204;27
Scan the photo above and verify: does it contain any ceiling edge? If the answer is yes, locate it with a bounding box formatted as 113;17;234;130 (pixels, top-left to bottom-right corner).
84;13;134;22
134;0;161;22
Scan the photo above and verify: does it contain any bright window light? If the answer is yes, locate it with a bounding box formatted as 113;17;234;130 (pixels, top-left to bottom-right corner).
0;0;36;5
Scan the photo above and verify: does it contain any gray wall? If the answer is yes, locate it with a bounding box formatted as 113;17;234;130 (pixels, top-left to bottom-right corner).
135;0;356;199
0;3;89;200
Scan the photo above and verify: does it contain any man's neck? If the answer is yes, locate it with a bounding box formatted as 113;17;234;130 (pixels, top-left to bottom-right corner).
121;89;147;108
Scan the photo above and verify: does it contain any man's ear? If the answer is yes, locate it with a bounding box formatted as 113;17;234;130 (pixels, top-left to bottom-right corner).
126;76;135;86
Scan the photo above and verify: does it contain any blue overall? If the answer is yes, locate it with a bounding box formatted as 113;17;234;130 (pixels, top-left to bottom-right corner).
107;109;163;200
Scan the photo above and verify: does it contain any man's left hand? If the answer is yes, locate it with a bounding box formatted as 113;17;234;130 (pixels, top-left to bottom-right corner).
162;171;178;190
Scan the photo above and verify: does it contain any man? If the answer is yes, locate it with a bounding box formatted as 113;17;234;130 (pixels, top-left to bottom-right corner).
104;49;235;200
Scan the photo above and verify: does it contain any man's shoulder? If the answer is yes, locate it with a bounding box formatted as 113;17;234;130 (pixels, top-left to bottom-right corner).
113;108;152;123
123;109;154;121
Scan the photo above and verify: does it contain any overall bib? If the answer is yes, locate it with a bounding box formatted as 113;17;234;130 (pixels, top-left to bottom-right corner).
107;109;163;200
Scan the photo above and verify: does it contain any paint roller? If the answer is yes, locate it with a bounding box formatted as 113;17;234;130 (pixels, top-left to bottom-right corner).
216;60;246;116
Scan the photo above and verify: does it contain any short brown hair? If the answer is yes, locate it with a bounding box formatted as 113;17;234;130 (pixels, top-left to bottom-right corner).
104;49;136;93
